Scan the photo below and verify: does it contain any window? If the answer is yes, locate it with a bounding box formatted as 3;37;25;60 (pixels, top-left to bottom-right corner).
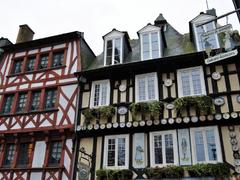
2;94;14;114
26;56;36;72
135;73;158;102
3;144;15;167
48;141;62;166
90;80;110;107
44;89;57;109
30;91;41;111
141;32;161;60
17;143;33;167
12;59;23;74
104;135;129;169
39;54;49;69
150;130;178;166
16;93;27;113
177;66;206;97
190;126;222;164
105;38;122;65
194;22;219;51
52;51;64;67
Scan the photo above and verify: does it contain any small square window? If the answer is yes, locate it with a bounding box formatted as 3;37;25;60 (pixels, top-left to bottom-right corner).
16;93;27;113
26;56;36;72
52;51;64;67
39;54;49;69
12;59;23;74
17;143;33;167
44;89;57;109
30;91;41;111
2;94;14;114
3;144;15;167
48;141;62;166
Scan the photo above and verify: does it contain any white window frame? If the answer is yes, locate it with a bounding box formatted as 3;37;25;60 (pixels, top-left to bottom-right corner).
193;21;220;51
104;37;123;66
103;134;129;169
190;126;222;164
135;72;159;102
177;66;206;97
150;130;178;167
140;31;161;60
90;80;110;108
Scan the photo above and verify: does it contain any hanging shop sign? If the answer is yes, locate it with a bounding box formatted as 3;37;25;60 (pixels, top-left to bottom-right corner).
205;49;238;65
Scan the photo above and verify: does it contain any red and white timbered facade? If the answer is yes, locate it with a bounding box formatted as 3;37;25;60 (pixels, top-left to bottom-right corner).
0;32;95;180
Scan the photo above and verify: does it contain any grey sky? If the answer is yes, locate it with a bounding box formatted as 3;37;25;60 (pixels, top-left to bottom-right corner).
0;0;239;55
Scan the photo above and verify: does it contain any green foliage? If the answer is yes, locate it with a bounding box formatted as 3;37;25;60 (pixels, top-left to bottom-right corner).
129;100;164;120
185;163;230;177
145;166;184;178
173;95;214;116
96;169;133;180
82;106;115;124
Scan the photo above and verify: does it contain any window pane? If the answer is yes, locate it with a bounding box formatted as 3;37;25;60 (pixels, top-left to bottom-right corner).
151;32;159;59
2;95;14;114
16;93;27;113
114;38;121;64
165;134;174;163
93;84;100;106
147;75;156;100
48;141;62;166
30;91;41;111
3;144;15;167
154;135;163;164
52;51;64;67
192;69;202;95
17;143;33;167
118;138;125;166
12;60;23;74
100;83;108;106
106;40;112;65
138;78;146;101
142;34;150;60
107;139;115;166
206;129;217;161
26;56;36;72
39;54;48;69
196;26;205;51
195;131;205;162
45;89;57;109
181;71;191;96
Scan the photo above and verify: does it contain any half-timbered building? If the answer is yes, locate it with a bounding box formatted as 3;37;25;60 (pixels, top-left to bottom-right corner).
0;25;95;180
75;9;240;179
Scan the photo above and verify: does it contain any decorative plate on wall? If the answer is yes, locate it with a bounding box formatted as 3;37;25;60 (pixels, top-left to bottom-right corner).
164;79;173;87
237;95;240;103
119;84;127;92
212;72;221;80
214;97;225;106
118;106;128;115
166;103;174;110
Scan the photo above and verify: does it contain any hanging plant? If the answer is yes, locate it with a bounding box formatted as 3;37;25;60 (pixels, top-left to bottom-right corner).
129;100;164;120
173;95;214;116
82;105;115;125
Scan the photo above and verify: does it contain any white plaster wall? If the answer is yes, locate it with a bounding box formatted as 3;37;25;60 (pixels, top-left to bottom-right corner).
32;141;46;167
64;139;72;173
30;172;42;180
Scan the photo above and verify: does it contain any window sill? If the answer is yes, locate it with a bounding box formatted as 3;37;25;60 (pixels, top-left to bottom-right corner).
7;65;66;78
0;108;58;117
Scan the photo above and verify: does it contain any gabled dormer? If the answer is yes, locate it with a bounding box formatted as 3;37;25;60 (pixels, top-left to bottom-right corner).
103;29;131;66
138;24;163;60
190;9;220;51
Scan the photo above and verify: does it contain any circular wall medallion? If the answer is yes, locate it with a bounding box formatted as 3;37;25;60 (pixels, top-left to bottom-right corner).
106;123;112;129
199;116;206;121
161;119;167;124
146;120;153;126
235;159;240;166
166;103;174;110
229;131;236;138
214;97;225;106
100;124;105;129
113;123;118;128
168;118;174;124
87;124;93;130
191;116;198;123
118;106;128;115
119;84;127;92
76;125;81;131
215;114;222;120
176;117;182;123
139;121;145;126
223;113;230;119
126;122;132;128
231;112;238;118
154;119;160;125
232;145;239;151
183;117;190;123
236;166;240;174
212;72;221;80
231;138;238;145
207;115;214;121
120;122;125;128
94;124;99;130
237;95;240;103
164;79;172;87
133;121;139;127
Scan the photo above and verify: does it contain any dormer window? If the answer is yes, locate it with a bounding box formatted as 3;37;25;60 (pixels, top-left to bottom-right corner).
138;24;162;60
106;38;122;65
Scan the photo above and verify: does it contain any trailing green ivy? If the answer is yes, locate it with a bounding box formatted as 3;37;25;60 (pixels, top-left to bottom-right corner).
129;100;164;120
96;169;133;180
145;165;184;178
173;95;214;116
82;105;115;124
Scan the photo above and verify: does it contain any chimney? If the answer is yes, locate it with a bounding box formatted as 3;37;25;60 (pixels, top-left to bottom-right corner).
16;24;35;43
